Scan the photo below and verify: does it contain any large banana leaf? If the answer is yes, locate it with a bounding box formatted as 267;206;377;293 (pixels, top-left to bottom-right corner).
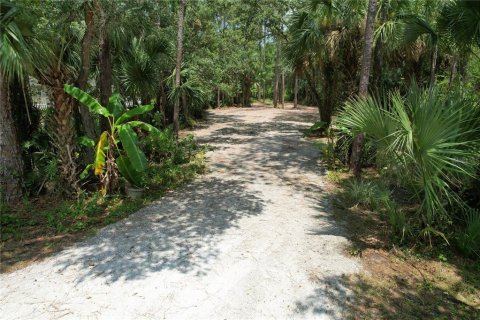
128;121;162;136
117;124;147;172
94;131;109;175
115;104;154;125
117;155;143;187
107;93;125;119
64;84;112;117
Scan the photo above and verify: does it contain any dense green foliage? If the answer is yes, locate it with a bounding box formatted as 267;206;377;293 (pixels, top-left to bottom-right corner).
0;0;479;259
337;87;480;233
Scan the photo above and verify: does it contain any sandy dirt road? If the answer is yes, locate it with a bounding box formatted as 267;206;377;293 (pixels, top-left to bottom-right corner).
0;104;359;319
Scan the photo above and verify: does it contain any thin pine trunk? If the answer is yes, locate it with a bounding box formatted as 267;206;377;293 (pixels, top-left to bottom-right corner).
258;39;262;102
156;82;166;127
429;44;438;88
281;69;285;109
350;0;377;176
76;1;97;142
273;41;280;108
373;0;387;93
97;0;112;133
182;92;188;120
174;0;186;139
245;76;252;107
262;24;267;103
448;54;457;89
305;69;322;117
294;71;299;109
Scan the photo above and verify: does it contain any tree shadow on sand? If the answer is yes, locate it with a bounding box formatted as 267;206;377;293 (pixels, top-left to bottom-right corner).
293;273;479;319
54;178;265;283
55;106;322;285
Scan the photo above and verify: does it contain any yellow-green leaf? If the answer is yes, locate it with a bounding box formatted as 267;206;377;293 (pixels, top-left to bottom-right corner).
94;131;109;175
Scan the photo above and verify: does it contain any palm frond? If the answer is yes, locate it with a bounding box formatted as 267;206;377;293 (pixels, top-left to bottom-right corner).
438;0;480;49
0;0;34;81
335;85;480;228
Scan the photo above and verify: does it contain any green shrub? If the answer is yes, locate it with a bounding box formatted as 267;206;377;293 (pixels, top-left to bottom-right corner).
304;121;327;136
0;213;36;240
143;132;207;191
335;85;480;241
385;203;411;243
142;128;177;159
342;179;391;211
44;192;103;233
455;208;480;258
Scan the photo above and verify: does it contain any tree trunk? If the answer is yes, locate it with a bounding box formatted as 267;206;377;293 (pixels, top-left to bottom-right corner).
262;24;267;103
273;40;280;108
294;71;299;109
156;79;166;127
373;1;387;93
350;0;377;176
243;75;252;107
97;0;112;132
173;0;186;139
448;54;457;89
10;78;39;177
358;0;377;96
76;1;97;142
0;72;23;203
258;39;262;102
281;68;285;108
458;51;468;81
429;44;438;88
181;92;188;121
322;61;335;128
52;80;78;192
304;69;322;117
10;78;37;144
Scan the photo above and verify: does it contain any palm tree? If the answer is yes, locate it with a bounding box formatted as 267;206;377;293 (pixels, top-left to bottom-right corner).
373;0;446;88
0;0;33;202
403;15;439;88
336;86;480;240
32;1;86;192
438;0;480;50
350;0;378;176
116;34;170;105
359;0;378;96
285;0;366;127
438;0;480;81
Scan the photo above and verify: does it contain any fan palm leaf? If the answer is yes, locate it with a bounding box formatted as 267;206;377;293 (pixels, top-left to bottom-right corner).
336;85;480;229
438;0;480;49
0;0;34;81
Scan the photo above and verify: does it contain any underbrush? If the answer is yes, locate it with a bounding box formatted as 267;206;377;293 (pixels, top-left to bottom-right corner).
334;86;480;248
331;171;480;258
325;170;480;318
0;133;208;272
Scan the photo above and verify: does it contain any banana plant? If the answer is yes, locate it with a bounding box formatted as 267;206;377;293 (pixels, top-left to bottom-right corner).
64;84;161;194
